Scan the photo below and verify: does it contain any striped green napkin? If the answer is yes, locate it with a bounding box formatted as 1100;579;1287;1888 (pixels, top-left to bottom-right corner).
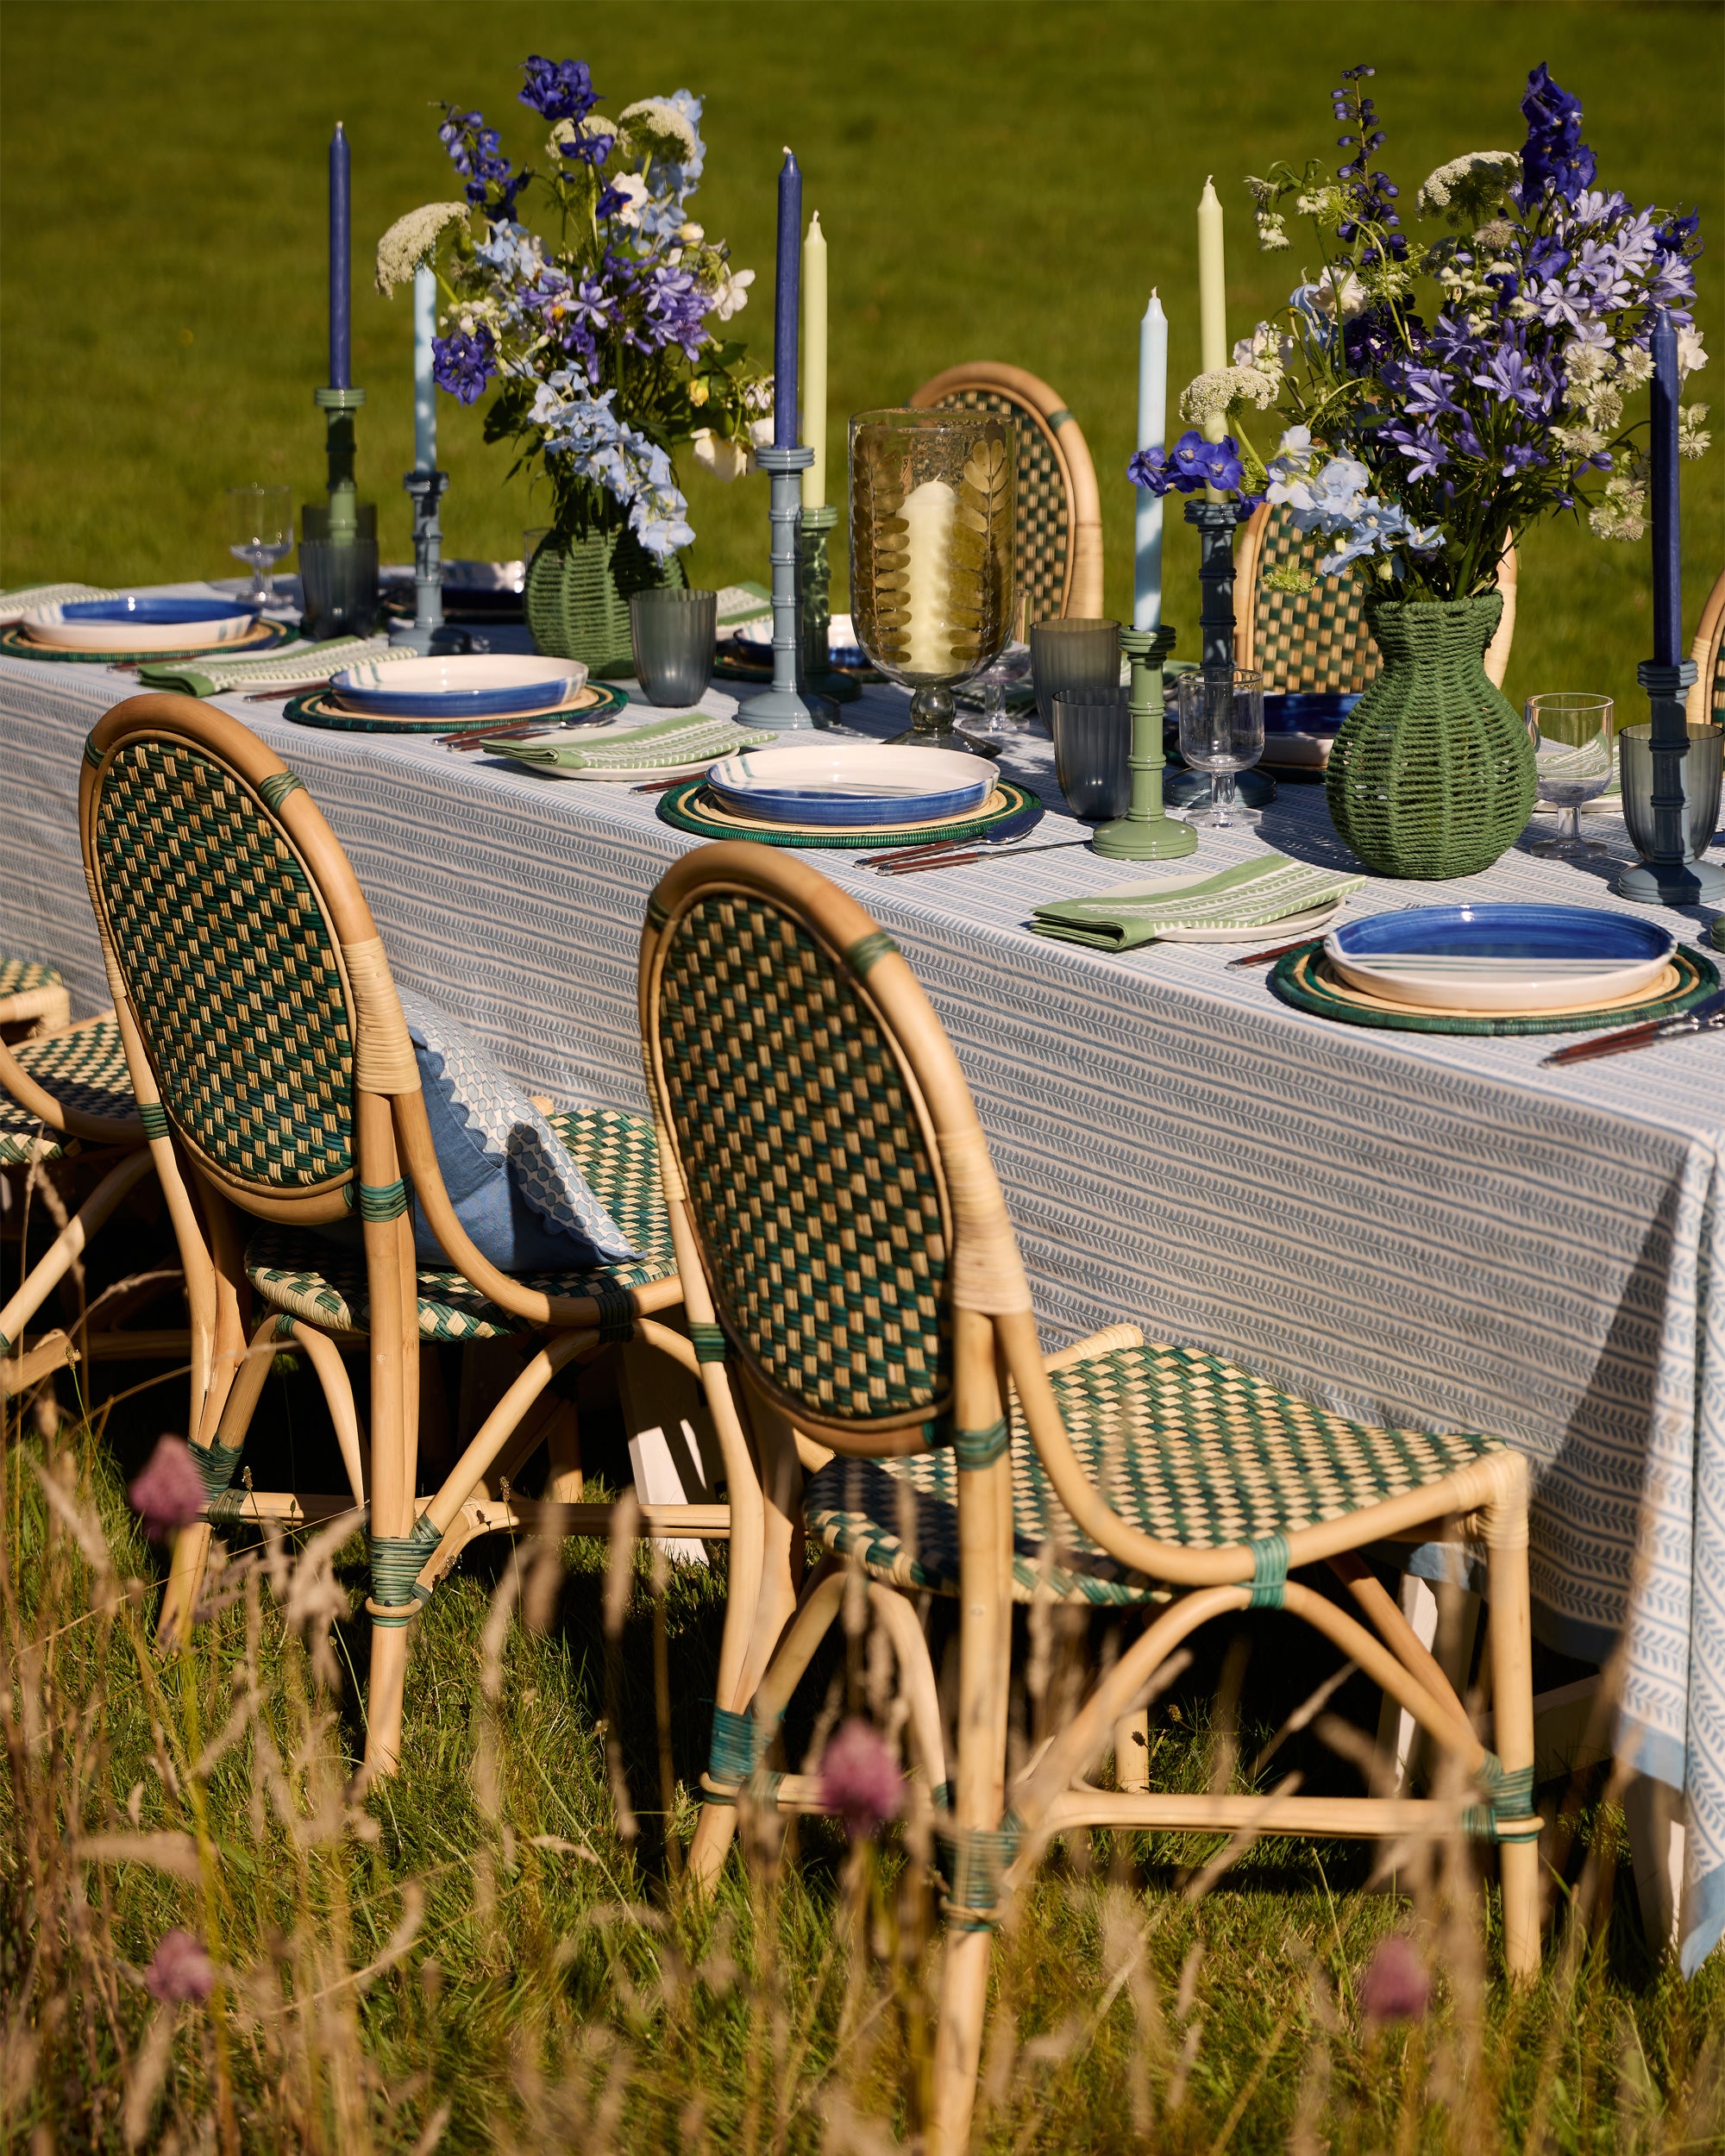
486;708;781;774
1029;854;1366;951
715;580;772;627
135;635;416;698
0;581;121;622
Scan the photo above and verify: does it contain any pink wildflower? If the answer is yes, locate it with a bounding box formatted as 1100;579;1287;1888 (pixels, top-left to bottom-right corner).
144;1928;215;2004
127;1437;206;1541
1359;1934;1431;2023
819;1718;903;1838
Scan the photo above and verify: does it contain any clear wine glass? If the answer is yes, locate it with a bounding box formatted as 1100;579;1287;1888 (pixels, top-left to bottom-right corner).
1174;667;1264;827
226;486;293;606
1524;693;1614;857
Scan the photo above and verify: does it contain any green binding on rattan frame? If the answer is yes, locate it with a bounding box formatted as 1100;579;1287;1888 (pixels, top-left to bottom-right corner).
655;891;951;1426
523;523;686;677
1326;592;1534;881
89;736;355;1188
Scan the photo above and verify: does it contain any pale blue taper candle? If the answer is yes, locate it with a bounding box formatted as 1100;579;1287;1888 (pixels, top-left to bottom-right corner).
1133;290;1167;631
412;263;436;474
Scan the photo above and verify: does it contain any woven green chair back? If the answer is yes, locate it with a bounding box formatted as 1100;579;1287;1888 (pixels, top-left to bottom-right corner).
90;737;354;1188
1251;505;1380;693
655;892;951;1426
928;386;1068;632
1714;640;1724;724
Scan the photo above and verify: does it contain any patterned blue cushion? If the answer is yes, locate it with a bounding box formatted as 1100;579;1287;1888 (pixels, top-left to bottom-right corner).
398;989;638;1272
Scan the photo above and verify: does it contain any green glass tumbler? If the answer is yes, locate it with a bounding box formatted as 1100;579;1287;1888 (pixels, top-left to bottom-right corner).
1030;617;1120;730
1619;722;1724;862
630;588;718;706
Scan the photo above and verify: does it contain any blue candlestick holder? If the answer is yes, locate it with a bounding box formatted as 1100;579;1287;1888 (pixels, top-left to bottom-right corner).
387;467;467;655
743;443;817;731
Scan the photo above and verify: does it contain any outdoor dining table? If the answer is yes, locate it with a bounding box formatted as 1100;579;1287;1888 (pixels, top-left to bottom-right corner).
3;592;1722;1970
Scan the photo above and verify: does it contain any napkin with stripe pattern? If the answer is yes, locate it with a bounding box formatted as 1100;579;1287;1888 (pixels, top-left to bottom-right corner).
484;705;781;774
135;636;423;697
1028;854;1366;951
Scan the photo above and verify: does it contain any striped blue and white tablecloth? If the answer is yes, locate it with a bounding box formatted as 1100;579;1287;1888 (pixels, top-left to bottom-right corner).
3;615;1723;1969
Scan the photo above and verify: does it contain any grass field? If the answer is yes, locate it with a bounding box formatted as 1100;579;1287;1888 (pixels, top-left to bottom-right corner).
1;1;1721;724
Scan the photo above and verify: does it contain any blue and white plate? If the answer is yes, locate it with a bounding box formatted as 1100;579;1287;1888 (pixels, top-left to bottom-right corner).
1263;691;1358;735
1325;904;1677;1014
705;741;995;829
330;653;588;721
25;595;259;653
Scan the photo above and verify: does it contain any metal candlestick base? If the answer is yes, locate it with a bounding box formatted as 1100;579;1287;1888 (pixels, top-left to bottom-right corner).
743;444;816;731
1094;625;1195;861
1615;657;1725;904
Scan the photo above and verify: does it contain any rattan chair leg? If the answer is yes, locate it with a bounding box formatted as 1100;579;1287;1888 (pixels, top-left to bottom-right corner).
358;1095;418;1780
0;1150;154;1386
157;1524;214;1651
737;1380;805;1703
285;1322;369;1508
1483;1460;1541;1981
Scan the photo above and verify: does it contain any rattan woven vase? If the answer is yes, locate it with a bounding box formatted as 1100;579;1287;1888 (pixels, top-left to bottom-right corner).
1325;592;1534;880
524;525;685;677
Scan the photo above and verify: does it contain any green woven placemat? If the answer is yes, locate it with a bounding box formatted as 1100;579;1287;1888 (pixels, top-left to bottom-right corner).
1270;940;1720;1036
0;619;295;666
283;683;629;734
656;777;1043;850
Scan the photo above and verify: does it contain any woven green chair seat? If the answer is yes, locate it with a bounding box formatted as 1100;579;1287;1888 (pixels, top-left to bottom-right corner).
0;957;63;1005
805;1340;1503;1606
1;1016;134;1167
245;1105;674;1340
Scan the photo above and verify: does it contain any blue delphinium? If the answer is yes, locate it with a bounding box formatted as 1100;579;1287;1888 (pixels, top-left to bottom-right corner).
378;56;768;561
1129;61;1709;592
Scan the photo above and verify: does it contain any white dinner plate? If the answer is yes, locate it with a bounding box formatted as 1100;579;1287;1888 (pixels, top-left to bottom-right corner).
705;741;993;827
25;596;259;651
332;654;587;719
1157;899;1345;944
1325;903;1677;1013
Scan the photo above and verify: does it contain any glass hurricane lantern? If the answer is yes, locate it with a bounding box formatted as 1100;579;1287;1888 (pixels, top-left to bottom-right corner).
849;408;1017;749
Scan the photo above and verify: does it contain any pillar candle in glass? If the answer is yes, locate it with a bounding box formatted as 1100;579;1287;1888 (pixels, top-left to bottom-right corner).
412;262;436;473
329;122;351;391
800;210;828;509
1133;291;1167;631
774;148;801;448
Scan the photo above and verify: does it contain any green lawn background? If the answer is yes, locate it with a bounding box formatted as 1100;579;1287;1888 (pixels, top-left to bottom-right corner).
2;0;1720;725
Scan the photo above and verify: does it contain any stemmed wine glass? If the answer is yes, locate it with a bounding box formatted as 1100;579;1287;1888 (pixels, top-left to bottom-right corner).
227;485;293;607
1174;668;1264;827
1524;693;1614;857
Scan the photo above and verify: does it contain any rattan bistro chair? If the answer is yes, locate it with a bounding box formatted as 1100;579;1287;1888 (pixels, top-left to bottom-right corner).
909;364;1103;630
641;844;1541;2156
1234;500;1517;691
1;999;163;1400
78;695;762;1779
0;957;71;1037
1685;564;1725;727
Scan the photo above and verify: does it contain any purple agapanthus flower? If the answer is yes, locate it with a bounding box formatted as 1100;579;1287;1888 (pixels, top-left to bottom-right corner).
1519;63;1596;206
1388;422;1448;481
432;326;497;404
1471;348;1551;414
518;54;598;124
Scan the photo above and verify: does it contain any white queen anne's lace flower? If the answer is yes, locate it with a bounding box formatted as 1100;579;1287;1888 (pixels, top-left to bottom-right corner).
374;202;468;294
618;97;699;165
1679;404;1711;460
1179;365;1280;424
1414;150;1519;225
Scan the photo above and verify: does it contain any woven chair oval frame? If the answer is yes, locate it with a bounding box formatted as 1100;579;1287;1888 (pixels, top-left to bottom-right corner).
1685;564;1725;727
1233;502;1517;692
641;841;1541;2156
78;693;717;1781
909;363;1103;632
0;985;166;1401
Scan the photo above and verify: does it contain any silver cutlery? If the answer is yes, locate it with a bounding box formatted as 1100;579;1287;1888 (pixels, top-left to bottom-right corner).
871;837;1095;876
855;828;1063;870
1541;985;1725;1067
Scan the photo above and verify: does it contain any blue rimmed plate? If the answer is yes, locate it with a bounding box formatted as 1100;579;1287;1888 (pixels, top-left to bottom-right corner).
26;596;259;652
1326;903;1677;1014
1263;691;1358;735
330;653;588;720
704;742;994;828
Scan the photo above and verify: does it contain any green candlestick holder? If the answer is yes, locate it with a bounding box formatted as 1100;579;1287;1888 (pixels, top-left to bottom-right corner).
1092;624;1195;860
796;504;859;711
314;384;365;543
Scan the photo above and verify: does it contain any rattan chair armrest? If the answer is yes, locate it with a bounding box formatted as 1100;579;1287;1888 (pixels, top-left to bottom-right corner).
0;1025;144;1146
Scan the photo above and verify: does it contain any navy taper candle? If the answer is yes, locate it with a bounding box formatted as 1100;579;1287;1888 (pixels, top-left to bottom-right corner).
329;122;351;391
774;147;800;448
1649;309;1681;665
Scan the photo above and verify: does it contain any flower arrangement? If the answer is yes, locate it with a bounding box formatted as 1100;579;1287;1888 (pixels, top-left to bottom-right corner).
375;54;770;561
1130;64;1709;599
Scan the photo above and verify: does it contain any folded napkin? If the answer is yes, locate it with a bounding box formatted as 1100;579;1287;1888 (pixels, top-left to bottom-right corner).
715;580;772;628
135;635;415;698
486;707;781;774
0;580;122;624
1028;854;1367;951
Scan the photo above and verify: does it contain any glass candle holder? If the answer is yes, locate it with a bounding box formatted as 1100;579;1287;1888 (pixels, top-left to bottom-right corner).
1619;722;1725;863
850;408;1017;749
1030;617;1121;732
1052;686;1132;823
630;588;718;706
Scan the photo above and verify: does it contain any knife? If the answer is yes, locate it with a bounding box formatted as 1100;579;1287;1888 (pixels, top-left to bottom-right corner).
1541;986;1725;1066
873;837;1095;875
1226;933;1325;969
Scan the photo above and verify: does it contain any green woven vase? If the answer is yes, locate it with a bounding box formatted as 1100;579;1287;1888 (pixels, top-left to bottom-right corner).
524;524;686;677
1325;592;1534;881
